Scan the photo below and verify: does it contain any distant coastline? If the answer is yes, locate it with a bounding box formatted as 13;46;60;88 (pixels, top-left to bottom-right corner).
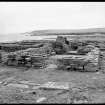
24;28;105;36
0;27;105;43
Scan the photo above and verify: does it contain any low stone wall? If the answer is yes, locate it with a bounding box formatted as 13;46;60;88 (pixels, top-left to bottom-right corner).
86;47;100;66
49;47;100;72
84;47;100;71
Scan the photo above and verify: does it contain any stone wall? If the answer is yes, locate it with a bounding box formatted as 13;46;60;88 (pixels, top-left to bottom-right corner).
86;47;100;66
84;47;100;71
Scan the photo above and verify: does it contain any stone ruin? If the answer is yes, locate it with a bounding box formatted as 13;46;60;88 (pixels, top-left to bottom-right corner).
0;36;101;72
49;44;100;72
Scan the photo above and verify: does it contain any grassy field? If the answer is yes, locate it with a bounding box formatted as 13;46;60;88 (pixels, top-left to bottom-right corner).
0;62;105;103
0;50;105;103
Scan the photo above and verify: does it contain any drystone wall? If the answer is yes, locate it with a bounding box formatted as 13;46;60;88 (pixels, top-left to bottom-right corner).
85;47;100;66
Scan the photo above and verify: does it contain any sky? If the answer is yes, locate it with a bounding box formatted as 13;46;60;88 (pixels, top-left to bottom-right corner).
0;2;105;35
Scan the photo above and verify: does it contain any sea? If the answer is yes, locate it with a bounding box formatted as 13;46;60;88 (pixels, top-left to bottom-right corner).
0;34;57;43
0;33;103;43
0;34;75;43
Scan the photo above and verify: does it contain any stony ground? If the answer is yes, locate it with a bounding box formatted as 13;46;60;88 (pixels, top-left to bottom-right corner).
0;52;105;103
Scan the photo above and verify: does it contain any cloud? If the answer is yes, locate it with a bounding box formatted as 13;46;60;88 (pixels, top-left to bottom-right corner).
0;2;105;34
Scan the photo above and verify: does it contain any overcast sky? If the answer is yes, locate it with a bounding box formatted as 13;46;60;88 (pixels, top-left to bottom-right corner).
0;2;105;35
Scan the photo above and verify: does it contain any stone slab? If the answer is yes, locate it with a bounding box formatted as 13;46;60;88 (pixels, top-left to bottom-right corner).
7;83;29;88
40;82;69;90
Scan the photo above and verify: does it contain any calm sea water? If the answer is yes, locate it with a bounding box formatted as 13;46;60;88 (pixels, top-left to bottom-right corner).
0;33;103;42
0;34;58;42
0;34;74;42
